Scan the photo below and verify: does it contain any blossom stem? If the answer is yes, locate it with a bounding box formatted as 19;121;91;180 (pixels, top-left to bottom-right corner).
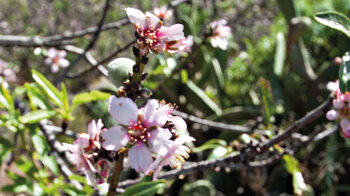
107;153;124;196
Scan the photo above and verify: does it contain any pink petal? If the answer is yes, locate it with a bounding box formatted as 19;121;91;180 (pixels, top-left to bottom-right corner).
58;58;70;67
109;96;138;126
44;58;52;65
74;134;90;149
47;48;57;58
148;128;172;156
326;110;339;121
145;11;161;28
128;142;153;173
333;99;345;109
171;116;187;132
157;24;184;42
51;64;59;73
340;118;350;137
146;156;165;181
174;134;195;146
88;120;98;139
141;99;158;126
125;8;145;26
58;50;67;58
102;126;129;151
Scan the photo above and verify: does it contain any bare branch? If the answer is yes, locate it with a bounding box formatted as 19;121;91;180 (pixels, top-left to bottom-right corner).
54;0;111;85
0;35;75;47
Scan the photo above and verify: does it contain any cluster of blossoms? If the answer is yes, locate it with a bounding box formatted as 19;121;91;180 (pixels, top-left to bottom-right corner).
44;48;70;73
326;80;350;138
102;96;195;180
125;8;187;55
209;19;231;50
62;119;109;187
0;59;16;82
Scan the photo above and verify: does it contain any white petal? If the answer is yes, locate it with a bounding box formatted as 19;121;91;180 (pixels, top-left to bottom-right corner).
51;64;59;73
58;50;67;57
125;8;145;26
88;120;98;139
58;58;70;67
149;128;172;156
171;116;187;132
128;142;153;173
109;96;138;125
145;11;161;28
47;48;57;58
326;110;339;121
102;126;129;151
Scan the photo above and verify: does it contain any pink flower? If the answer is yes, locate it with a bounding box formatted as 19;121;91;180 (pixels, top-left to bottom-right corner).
125;8;184;56
153;6;173;21
102;96;189;173
166;35;194;54
45;48;70;73
209;19;231;50
62;119;108;187
146;135;195;180
326;80;350;138
0;59;16;82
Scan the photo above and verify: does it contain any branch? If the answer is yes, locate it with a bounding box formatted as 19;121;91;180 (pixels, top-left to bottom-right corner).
172;110;264;134
118;97;332;188
54;0;111;85
0;35;75;47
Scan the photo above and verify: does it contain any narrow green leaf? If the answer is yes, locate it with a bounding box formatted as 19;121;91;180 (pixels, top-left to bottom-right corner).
120;180;165;196
25;83;51;110
258;78;275;125
314;11;350;38
72;90;111;107
42;154;60;175
19;110;57;124
193;139;227;152
273;32;286;77
180;69;188;84
212;58;225;89
31;132;50;155
185;80;222;115
339;52;350;93
61;83;69;111
0;83;13;111
31;69;62;106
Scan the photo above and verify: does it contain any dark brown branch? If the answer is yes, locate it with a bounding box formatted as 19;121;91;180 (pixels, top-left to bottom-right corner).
54;0;111;85
173;110;264;134
119;97;332;188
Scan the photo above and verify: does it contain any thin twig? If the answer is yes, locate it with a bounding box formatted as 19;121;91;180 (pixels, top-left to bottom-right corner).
54;0;111;86
173;110;264;134
107;153;125;196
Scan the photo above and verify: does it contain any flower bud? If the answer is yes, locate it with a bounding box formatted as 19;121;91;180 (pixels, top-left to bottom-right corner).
108;58;135;87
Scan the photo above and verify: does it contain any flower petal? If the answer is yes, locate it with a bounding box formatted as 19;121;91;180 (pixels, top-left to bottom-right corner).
157;24;184;42
341;118;350;138
125;8;145;26
102;126;129;151
148;128;172;156
109;96;138;126
128;142;153;173
326;110;339;121
58;58;70;67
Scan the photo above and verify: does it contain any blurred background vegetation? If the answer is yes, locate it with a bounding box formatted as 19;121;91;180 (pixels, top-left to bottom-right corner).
1;0;350;195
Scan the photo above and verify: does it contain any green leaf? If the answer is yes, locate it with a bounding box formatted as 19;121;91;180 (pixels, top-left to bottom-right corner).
181;180;216;196
120;180;165;196
42;154;60;175
0;83;13;111
193;139;227;152
314;11;350;38
19;110;57;124
25;83;51;110
273;32;286;77
211;58;225;89
31;132;50;155
258;78;275;125
185;80;222;115
180;69;188;84
31;69;62;106
72;90;111;107
61;83;69;112
283;155;309;195
339;52;350;93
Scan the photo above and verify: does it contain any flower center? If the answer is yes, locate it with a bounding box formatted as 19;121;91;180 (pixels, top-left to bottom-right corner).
137;28;159;48
127;120;151;145
53;56;60;64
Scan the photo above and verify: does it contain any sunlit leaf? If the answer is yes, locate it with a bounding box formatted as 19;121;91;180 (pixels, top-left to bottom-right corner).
19;110;57;124
31;69;62;106
181;180;216;196
120;180;165;196
72;90;111;107
314;11;350;38
339;52;350;93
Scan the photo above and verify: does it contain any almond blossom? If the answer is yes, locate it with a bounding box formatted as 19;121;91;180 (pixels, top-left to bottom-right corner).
166;35;194;54
146;134;195;180
209;19;231;50
326;80;350;138
44;48;70;73
0;59;16;82
62;119;108;187
125;8;184;56
153;6;173;21
102;96;192;174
